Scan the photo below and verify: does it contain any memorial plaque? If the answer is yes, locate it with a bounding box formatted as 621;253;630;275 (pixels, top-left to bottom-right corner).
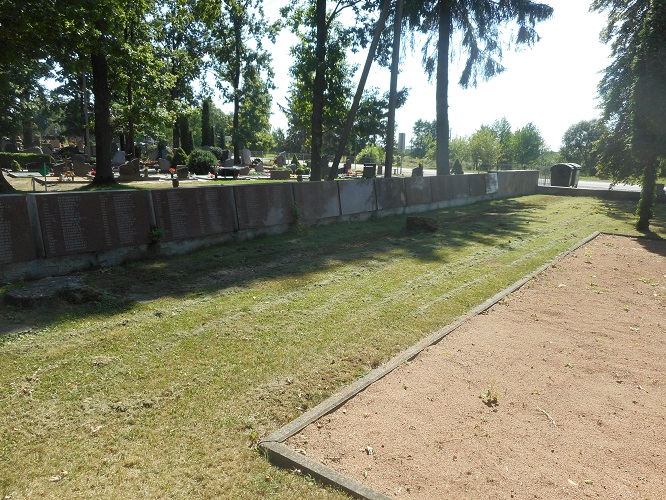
486;172;499;194
292;181;341;221
338;179;377;215
497;170;539;197
152;187;236;241
430;175;453;202
375;177;406;211
36;191;151;258
0;195;37;264
450;175;471;199
234;184;295;230
405;177;433;206
469;174;487;197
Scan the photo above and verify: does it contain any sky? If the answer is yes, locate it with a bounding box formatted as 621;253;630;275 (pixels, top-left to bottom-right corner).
240;0;612;152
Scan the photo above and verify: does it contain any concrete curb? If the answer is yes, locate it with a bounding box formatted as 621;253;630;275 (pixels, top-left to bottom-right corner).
259;231;603;498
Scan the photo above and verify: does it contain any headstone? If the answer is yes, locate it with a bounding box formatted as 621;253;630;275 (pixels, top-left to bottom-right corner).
111;143;119;153
224;158;234;168
254;161;265;173
412;163;424;177
343;158;352;174
112;150;126;165
241;148;252;166
50;139;61;150
148;148;159;160
275;153;287;167
72;154;89;176
76;139;84;151
41;144;54;157
119;160;140;178
24;146;43;154
158;158;171;172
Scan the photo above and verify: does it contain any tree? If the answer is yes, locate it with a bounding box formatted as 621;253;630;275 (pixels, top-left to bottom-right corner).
404;0;553;175
560;119;605;174
449;136;470;165
201;98;213;147
409;119;436;158
511;122;546;167
282;11;355;162
593;0;666;231
214;0;275;164
469;126;500;170
491;117;514;165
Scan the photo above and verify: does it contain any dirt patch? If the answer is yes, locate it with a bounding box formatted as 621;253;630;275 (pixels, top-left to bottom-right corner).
286;234;666;498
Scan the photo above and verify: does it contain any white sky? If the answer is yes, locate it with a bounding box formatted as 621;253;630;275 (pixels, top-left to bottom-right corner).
250;0;611;151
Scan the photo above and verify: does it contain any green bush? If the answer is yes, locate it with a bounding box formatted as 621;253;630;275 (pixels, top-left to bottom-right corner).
208;147;225;161
291;154;300;167
0;152;53;170
357;144;385;165
453;159;464;175
187;149;218;175
10;159;21;171
171;148;188;169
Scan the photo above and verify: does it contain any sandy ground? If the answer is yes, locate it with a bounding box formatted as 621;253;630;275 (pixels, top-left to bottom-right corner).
286;234;666;498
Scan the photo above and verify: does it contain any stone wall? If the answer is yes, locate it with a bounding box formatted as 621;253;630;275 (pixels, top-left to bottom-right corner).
0;170;538;282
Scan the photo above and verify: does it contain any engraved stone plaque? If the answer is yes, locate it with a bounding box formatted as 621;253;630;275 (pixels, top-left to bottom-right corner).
233;184;295;230
36;191;151;257
375;177;406;210
151;187;236;241
0;195;37;264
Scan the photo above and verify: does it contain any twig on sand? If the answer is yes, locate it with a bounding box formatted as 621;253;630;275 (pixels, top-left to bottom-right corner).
536;406;557;427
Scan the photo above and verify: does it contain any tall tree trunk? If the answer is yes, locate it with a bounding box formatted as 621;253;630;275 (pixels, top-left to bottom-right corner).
126;80;135;157
385;0;404;178
22;88;33;148
233;25;242;165
636;158;658;232
90;50;115;185
436;0;451;175
329;0;391;179
82;73;91;156
310;0;327;182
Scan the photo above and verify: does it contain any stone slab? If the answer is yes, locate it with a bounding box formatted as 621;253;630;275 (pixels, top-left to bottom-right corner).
497;170;539;197
338;179;377;215
430;175;453;202
468;173;487;197
292;181;341;221
0;195;37;264
450;174;471;198
375;177;406;211
151;186;236;241
233;183;295;230
35;191;152;258
404;176;432;206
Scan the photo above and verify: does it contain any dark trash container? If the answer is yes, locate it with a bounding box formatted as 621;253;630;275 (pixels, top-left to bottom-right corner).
550;163;582;187
363;163;377;178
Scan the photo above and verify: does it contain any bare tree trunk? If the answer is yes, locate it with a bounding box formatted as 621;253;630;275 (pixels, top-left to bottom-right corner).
385;0;404;178
310;0;327;182
90;50;115;185
329;0;391;180
436;0;451;175
82;73;91;156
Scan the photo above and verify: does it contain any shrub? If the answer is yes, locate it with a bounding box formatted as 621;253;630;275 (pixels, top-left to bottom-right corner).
453;159;464;175
357;144;385;165
208;146;225;161
291;154;300;167
171;148;188;169
10;159;21;171
0;152;53;170
187;149;218;175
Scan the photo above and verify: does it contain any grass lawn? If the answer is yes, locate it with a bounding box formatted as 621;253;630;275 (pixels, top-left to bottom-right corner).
1;195;664;498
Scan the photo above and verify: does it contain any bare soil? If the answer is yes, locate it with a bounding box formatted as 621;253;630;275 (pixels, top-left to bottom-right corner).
287;234;666;498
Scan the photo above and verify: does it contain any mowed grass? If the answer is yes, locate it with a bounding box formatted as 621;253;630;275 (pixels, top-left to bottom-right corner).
1;195;664;499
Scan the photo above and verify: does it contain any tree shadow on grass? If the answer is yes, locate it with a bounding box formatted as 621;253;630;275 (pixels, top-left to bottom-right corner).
0;197;588;331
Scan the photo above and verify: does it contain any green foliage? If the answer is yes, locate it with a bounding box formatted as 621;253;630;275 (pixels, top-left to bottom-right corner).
201;98;214;147
560;119;605;175
171;148;188;169
469;126;500;170
208;147;226;161
0;153;53;170
187;149;218;175
452;159;464;175
291;155;300;166
410;119;437;158
350;87;409;153
512;123;546;167
449;136;470;164
358;144;385;165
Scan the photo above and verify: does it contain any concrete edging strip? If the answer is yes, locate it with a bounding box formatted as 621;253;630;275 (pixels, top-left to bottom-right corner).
259;230;602;498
